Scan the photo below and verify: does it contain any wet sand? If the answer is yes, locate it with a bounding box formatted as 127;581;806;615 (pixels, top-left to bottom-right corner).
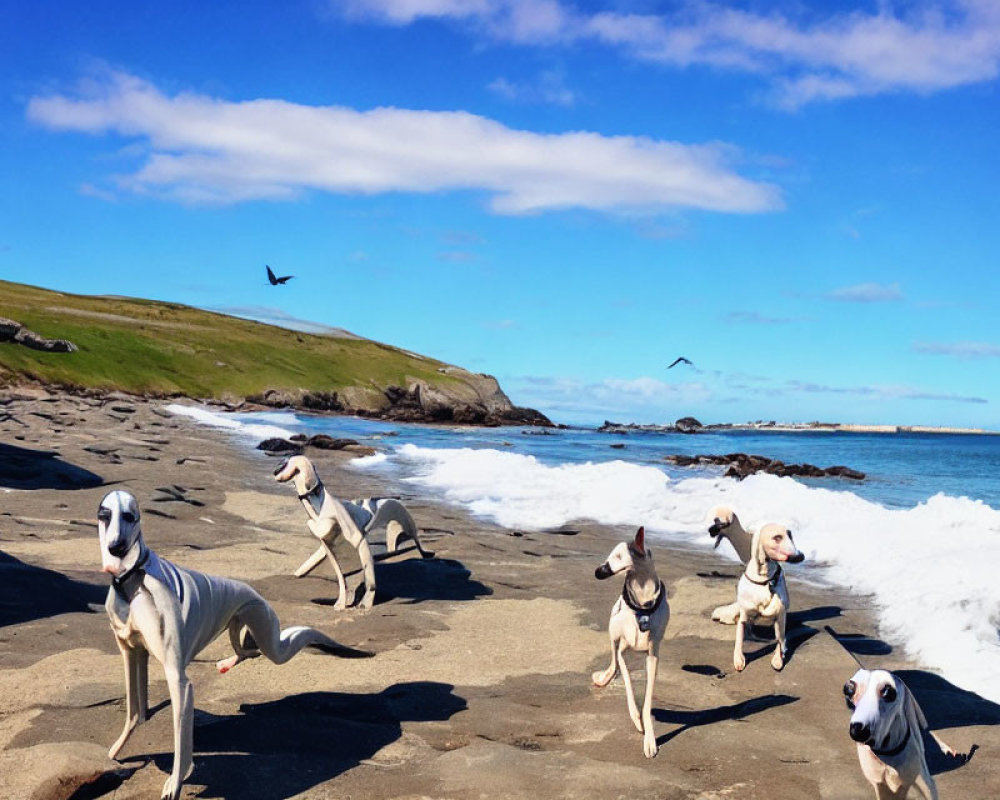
1;390;996;799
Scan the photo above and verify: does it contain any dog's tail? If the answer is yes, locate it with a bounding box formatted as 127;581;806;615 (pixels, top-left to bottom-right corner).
237;601;353;665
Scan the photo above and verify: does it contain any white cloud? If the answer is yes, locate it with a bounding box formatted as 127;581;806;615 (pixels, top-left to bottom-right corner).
826;282;903;302
488;69;579;106
338;1;1000;106
28;72;780;214
724;310;795;324
913;341;1000;358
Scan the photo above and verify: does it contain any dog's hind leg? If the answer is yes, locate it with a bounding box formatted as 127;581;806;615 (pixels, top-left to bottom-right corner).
380;502;434;558
109;641;148;759
617;641;643;733
235;598;337;664
216;619;262;674
339;523;376;610
641;648;659;758
592;635;620;687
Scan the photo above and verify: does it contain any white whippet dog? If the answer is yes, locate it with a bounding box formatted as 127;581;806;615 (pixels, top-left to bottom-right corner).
98;489;346;800
732;520;804;672
706;505;753;625
844;668;957;799
592;527;670;759
274;455;432;611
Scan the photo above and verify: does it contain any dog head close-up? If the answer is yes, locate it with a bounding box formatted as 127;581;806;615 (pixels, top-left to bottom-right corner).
274;455;321;495
753;522;804;565
98;489;143;576
595;526;650;580
844;668;912;751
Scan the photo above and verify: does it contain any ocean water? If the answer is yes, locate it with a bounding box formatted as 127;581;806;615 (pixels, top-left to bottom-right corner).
168;404;1000;704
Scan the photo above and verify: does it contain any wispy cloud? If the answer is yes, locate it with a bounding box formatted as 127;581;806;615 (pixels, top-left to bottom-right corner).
436;250;478;263
338;1;1000;107
488;69;579;106
213;305;360;337
783;379;986;404
913;341;1000;358
724;310;794;325
28;71;780;215
826;282;903;303
483;319;517;330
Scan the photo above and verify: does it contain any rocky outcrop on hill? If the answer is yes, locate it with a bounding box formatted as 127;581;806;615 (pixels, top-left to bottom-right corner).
246;368;552;427
665;452;865;481
0;317;77;353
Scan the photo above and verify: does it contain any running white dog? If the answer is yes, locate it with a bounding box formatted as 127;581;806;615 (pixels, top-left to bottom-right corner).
706;505;753;624
274;455;433;611
732;520;804;672
592;527;670;758
98;489;346;800
844;668;957;799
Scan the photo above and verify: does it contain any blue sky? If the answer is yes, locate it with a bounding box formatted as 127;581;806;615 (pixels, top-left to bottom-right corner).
3;1;1000;427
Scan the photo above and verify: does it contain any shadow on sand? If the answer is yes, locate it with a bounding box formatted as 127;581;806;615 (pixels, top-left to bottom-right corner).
0;551;105;628
128;683;466;800
0;442;104;490
314;556;492;607
654;693;799;747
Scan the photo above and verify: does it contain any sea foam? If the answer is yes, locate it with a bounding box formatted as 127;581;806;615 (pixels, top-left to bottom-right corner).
165;403;298;442
391;443;1000;704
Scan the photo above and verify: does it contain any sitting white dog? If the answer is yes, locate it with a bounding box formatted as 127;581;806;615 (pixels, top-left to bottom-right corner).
274;455;433;610
732;521;804;672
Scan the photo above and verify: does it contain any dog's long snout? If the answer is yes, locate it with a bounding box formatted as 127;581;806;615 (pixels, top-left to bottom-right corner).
595;562;613;580
787;551;805;563
849;721;871;743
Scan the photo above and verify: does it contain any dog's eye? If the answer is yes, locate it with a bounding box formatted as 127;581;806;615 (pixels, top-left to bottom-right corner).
879;684;897;703
97;508;112;523
121;511;137;525
843;680;856;698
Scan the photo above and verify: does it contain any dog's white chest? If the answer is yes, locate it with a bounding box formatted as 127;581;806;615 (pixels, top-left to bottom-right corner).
857;745;907;794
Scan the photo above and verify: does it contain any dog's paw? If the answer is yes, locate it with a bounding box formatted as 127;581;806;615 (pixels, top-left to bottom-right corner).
216;654;240;674
591;670;611;687
770;649;785;671
630;713;643;733
643;736;658;759
161;775;182;800
733;653;746;672
333;598;347;611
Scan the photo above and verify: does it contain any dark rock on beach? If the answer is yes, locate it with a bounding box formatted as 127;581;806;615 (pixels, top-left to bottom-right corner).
666;452;865;481
255;437;302;454
305;434;360;450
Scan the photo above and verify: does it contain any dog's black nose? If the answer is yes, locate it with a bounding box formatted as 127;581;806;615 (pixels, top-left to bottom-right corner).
108;540;130;558
849;722;871;743
273;458;289;476
594;563;613;580
787;552;805;563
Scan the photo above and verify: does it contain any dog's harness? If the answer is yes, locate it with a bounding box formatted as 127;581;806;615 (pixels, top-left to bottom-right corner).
622;580;665;633
870;726;911;758
112;547;151;603
744;563;782;594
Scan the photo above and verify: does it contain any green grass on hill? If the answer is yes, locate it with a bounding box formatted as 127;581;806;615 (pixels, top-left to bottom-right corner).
0;280;458;399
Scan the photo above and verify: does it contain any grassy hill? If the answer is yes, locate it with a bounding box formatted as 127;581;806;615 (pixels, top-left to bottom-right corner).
0;279;460;400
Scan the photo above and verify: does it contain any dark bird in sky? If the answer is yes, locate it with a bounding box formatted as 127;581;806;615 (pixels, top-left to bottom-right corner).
266;265;294;285
667;356;693;369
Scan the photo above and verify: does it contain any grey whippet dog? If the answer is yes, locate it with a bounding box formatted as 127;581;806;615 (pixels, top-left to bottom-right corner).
592;526;670;758
706;505;753;624
732;520;804;672
844;668;957;799
99;489;352;800
274;455;433;611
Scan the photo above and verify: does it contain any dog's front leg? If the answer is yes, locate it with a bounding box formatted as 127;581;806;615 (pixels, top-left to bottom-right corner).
913;769;939;800
641;648;659;758
340;523;376;610
161;663;194;800
771;608;787;671
591;635;619;687
109;639;144;759
319;539;350;610
294;544;328;578
617;641;642;733
733;612;747;672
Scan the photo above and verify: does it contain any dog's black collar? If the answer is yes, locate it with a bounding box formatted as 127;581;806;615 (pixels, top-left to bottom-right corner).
622;580;665;615
298;478;324;502
870;726;911;758
744;563;782;591
112;546;150;603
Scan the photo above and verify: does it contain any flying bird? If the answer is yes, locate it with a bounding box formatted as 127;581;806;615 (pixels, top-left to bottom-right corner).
667;357;693;369
266;265;294;285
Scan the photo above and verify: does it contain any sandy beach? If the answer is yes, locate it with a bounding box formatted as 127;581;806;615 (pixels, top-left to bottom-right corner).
1;390;997;799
